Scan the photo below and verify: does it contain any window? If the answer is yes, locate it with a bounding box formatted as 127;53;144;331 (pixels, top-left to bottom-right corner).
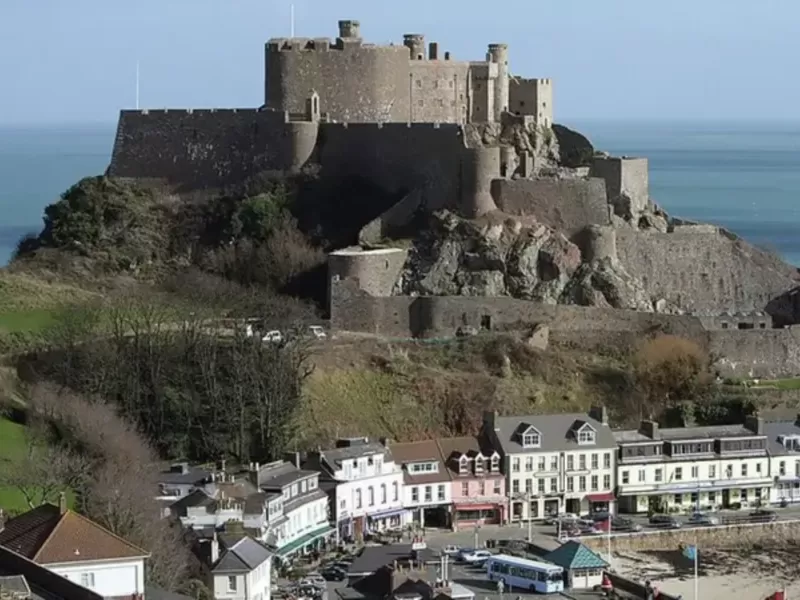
674;467;683;481
512;458;520;472
438;484;446;501
368;486;374;506
525;478;532;492
378;483;385;503
538;479;545;493
567;477;574;492
458;456;469;475
709;465;716;479
550;477;557;493
638;469;645;483
418;99;424;107
416;79;422;88
621;471;629;484
691;466;699;478
355;489;362;508
526;458;534;472
709;491;716;503
741;464;748;477
590;475;598;491
579;455;586;470
411;487;419;503
674;494;682;505
578;476;586;492
591;454;598;469
80;573;95;588
654;468;663;482
475;457;484;473
227;576;237;592
550;456;558;471
780;461;786;476
493;480;502;495
522;431;541;447
757;462;762;474
603;453;611;469
537;457;546;471
578;429;596;445
567;455;574;471
424;486;432;502
512;479;520;493
491;454;500;471
603;474;611;489
460;481;467;496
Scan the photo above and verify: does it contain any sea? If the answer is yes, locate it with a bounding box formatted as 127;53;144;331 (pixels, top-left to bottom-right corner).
1;120;799;267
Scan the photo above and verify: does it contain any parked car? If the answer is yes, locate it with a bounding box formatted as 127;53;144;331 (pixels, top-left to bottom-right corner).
749;509;778;523
263;330;284;343
648;514;681;529
441;545;461;557
594;516;642;533
460;549;492;564
687;512;720;526
578;523;602;535
321;566;346;581
309;325;327;340
546;512;580;526
301;573;327;587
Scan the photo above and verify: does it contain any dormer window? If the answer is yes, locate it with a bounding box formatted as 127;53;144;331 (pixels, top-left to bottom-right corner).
475;455;484;474
490;453;500;472
458;455;469;475
578;429;596;444
522;431;540;448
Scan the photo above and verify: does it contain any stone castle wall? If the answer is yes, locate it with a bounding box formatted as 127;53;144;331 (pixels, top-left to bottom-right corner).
492;177;609;235
615;228;800;319
709;327;800;378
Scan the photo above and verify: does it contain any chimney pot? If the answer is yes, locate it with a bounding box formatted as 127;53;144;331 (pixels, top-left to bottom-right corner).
58;492;67;515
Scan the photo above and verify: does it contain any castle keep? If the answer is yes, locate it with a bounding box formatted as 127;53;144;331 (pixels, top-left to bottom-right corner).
107;20;800;379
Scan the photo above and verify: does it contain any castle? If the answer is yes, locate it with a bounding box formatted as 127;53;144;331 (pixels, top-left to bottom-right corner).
107;20;800;378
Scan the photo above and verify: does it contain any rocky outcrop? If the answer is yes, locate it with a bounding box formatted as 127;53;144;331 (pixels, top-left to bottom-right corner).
464;114;559;176
552;124;594;168
400;211;657;312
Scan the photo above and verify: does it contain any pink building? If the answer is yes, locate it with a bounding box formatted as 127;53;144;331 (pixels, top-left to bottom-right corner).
436;436;506;529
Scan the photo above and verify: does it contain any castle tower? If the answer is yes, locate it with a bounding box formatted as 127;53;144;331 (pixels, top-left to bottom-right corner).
459;147;500;218
338;20;361;38
487;44;509;122
403;34;426;60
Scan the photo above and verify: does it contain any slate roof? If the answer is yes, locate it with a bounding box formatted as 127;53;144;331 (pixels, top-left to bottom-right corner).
491;413;616;454
212;536;273;574
255;462;317;490
544;541;608;570
320;441;393;470
436;436;503;479
0;504;149;565
168;489;217;517
348;544;437;576
0;544;103;600
0;575;31;597
389;440;451;485
613;423;762;443
158;463;211;486
764;419;800;456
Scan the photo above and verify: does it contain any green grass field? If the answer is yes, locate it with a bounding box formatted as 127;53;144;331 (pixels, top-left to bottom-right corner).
0;416;34;514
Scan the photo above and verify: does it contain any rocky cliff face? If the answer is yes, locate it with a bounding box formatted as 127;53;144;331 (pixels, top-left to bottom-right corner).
399;211;656;311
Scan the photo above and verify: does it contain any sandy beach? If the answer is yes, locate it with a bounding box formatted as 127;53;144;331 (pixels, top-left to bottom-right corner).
611;546;799;600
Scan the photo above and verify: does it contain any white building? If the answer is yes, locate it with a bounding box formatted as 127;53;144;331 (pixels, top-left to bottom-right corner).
0;497;149;600
388;439;452;528
483;407;617;520
155;461;213;501
614;417;771;514
765;417;800;505
307;438;405;541
209;534;272;600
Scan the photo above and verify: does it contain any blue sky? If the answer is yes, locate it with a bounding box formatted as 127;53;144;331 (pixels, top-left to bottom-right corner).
1;0;797;125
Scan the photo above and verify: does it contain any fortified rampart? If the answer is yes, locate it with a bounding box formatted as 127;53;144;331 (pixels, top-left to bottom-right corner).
590;156;649;218
709;327;800;378
615;228;800;320
508;78;553;126
492;177;609;235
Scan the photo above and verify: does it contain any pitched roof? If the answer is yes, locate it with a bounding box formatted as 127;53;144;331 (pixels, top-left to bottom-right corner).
492;413;617;453
544;541;608;570
436;436;503;479
0;504;149;565
0;544;103;600
212;537;272;574
389;440;451;485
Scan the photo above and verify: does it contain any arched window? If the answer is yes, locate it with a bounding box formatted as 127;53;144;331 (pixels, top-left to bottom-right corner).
380;483;387;504
355;488;362;508
368;486;375;506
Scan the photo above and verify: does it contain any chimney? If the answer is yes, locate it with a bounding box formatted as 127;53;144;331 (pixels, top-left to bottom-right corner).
58;492;67;515
483;410;498;432
210;531;219;564
428;42;439;60
745;414;764;435
589;405;608;425
639;420;660;439
444;51;451;60
0;509;6;533
380;437;392;447
283;452;302;468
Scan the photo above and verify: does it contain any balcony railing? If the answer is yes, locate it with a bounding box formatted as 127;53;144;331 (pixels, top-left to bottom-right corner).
618;476;773;494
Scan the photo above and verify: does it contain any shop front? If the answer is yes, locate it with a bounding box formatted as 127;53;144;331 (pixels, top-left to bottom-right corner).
410;504;451;529
585;492;615;515
453;502;504;529
366;507;405;533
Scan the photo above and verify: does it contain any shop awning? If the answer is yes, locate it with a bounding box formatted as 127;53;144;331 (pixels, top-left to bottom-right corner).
368;508;405;520
454;504;498;511
276;525;335;558
586;493;615;503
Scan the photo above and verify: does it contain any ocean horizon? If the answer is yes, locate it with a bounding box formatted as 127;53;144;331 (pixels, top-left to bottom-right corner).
1;119;799;267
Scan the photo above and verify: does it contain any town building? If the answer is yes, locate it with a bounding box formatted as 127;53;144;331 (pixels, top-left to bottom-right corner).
0;496;149;600
249;460;333;562
483;407;617;521
764;416;800;505
436;436;506;529
388;440;452;529
306;438;405;542
542;541;608;590
0;544;104;600
155;462;213;502
208;533;272;600
613;417;771;514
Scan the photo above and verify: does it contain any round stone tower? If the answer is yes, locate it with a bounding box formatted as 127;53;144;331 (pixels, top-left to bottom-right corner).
459;147;500;218
582;224;618;262
338;20;361;38
487;43;509;122
284;121;319;173
403;34;426;60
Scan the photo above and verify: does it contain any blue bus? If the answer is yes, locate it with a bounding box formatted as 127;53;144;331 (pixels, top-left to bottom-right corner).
485;554;564;594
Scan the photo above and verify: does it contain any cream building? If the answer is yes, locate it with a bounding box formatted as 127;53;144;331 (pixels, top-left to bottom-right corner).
765;417;800;505
483;407;617;521
613;417;771;514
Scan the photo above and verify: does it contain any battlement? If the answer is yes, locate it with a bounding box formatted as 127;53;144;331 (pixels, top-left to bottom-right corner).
121;108;262;116
322;121;463;132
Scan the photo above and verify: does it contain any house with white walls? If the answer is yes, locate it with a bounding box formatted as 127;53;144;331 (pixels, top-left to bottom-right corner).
613;417;771;513
208;534;272;600
483;407;617;521
389;439;452;529
0;496;149;600
155;461;213;502
306;438;405;542
764;416;800;505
